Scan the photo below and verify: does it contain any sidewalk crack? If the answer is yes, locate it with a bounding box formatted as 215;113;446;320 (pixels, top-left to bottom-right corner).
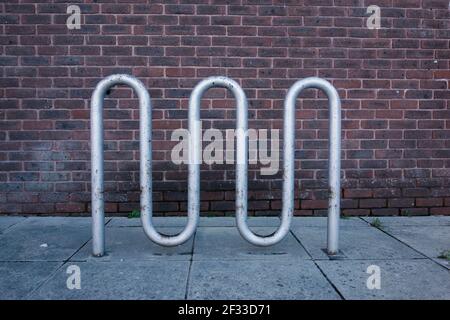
183;229;196;300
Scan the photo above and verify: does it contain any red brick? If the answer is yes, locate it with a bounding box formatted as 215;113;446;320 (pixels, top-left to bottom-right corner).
0;2;448;216
343;189;372;198
416;198;443;207
360;199;387;209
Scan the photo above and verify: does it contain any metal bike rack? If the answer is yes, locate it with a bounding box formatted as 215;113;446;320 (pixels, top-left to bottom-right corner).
285;77;341;255
191;76;292;246
90;74;341;255
90;74;198;256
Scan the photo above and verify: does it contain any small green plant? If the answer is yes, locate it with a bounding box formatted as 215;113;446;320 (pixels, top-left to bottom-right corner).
370;218;384;230
341;215;350;220
128;209;140;219
438;250;450;261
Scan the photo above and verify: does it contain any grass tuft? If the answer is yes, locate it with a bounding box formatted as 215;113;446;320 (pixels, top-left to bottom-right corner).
370;217;384;230
438;250;450;261
127;209;140;219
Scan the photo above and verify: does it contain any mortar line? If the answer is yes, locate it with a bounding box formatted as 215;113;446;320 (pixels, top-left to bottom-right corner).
0;216;28;234
289;229;313;259
24;240;88;299
289;229;345;300
312;261;346;300
358;217;450;271
24;218;113;299
183;229;196;300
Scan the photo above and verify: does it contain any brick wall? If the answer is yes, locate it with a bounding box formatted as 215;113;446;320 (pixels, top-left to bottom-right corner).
1;0;449;216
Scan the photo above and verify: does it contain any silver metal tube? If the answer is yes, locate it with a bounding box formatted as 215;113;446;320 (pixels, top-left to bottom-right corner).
91;75;340;254
189;76;291;246
92;75;149;255
91;74;198;256
141;81;200;246
286;77;341;255
91;74;152;255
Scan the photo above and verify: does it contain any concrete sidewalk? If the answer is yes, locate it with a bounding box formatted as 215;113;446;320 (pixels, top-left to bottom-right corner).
0;216;449;300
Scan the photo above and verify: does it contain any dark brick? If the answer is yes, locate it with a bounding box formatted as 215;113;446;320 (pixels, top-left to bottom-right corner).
0;3;448;216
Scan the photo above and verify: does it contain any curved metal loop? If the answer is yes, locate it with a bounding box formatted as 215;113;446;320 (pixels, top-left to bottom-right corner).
91;74;198;256
233;78;292;246
91;75;340;255
285;77;341;255
190;76;292;246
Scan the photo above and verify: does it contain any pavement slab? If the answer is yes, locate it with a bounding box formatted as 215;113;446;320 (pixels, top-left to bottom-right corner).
290;217;368;228
291;225;423;260
317;259;450;300
188;259;341;300
0;216;26;233
193;227;310;260
0;217;95;262
361;216;450;227
198;217;282;227
382;226;450;269
0;261;62;300
108;216;282;228
72;227;193;262
0;216;448;300
29;260;190;300
108;217;188;228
